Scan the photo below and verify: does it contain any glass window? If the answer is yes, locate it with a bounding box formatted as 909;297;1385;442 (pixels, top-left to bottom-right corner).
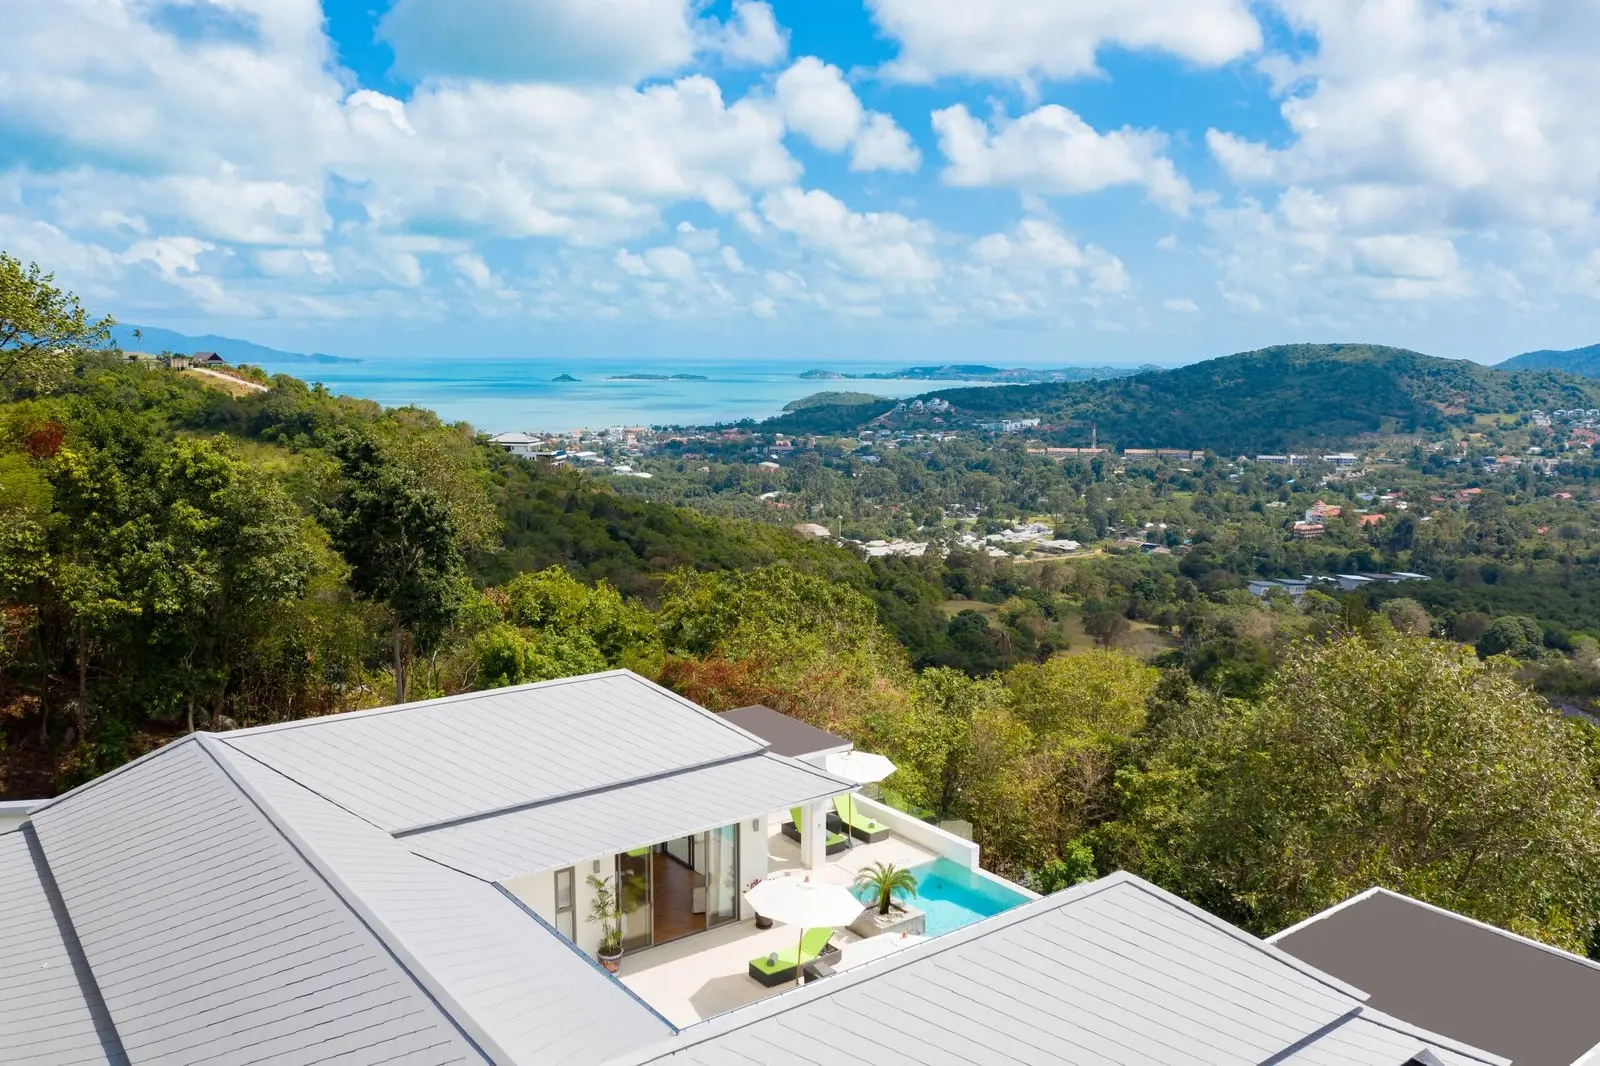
554;867;576;942
706;823;739;927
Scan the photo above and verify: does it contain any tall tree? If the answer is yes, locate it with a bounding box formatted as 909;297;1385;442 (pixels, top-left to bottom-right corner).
328;431;466;703
0;253;114;392
1109;632;1600;950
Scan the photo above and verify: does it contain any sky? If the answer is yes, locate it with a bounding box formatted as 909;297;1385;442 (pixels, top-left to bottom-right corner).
3;0;1600;366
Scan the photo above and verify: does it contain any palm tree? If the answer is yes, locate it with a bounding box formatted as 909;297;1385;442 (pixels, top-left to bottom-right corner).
853;861;918;917
131;328;142;352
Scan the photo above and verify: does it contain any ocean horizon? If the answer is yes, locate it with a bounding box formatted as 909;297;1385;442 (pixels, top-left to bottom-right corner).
241;353;1008;434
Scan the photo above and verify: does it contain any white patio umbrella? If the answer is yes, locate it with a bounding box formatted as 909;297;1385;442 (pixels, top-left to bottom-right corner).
744;872;865;986
824;750;897;847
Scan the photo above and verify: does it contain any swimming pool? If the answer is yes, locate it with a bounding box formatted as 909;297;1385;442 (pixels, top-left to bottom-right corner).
852;857;1031;937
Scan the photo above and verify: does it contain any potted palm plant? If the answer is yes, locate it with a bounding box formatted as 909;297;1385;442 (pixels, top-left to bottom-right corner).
849;861;923;938
854;861;919;917
586;873;624;972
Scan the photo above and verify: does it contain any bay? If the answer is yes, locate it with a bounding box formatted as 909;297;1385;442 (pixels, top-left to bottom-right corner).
243;353;991;433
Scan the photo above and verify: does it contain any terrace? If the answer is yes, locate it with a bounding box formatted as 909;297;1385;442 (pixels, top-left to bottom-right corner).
616;797;1035;1026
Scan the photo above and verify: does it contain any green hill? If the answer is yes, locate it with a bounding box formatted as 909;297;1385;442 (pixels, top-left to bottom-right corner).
782;390;885;411
1498;343;1600;377
922;343;1600;453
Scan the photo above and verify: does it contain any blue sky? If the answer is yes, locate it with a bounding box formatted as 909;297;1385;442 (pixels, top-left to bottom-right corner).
3;0;1599;365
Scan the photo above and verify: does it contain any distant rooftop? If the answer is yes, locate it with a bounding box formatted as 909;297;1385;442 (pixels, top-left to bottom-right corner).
1273;887;1600;1066
719;705;851;760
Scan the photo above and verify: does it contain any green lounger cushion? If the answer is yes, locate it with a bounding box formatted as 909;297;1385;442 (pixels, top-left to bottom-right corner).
832;795;886;836
787;808;849;850
749;927;836;975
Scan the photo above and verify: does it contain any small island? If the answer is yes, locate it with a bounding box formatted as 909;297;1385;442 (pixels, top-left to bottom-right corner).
606;373;711;381
552;373;580;382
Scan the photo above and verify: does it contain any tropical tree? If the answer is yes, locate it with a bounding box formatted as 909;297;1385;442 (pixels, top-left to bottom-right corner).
0;252;114;392
1108;632;1600;951
328;430;468;703
853;861;918;916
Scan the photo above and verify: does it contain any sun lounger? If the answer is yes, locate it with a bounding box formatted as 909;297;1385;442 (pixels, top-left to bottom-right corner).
780;807;849;855
832;795;889;844
748;927;841;986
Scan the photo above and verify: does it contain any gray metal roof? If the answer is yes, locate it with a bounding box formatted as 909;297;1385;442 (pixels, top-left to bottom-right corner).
718;706;851;759
222;672;764;832
613;873;1499;1066
217;744;671;1064
28;738;488;1066
403;752;853;880
1276;1009;1508;1066
0;827;127;1066
1272;887;1600;1066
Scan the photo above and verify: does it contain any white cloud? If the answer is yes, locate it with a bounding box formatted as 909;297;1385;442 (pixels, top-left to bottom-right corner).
961;218;1132;320
615;250;652;277
868;0;1261;88
1353;235;1460;281
378;0;697;84
1200;0;1600;317
759;186;941;282
773;58;920;172
1156;234;1180;251
339;76;798;242
700;1;789;67
850;113;921;174
379;0;787;84
121;237;215;278
643;245;697;282
933;104;1198;213
1162;297;1199;312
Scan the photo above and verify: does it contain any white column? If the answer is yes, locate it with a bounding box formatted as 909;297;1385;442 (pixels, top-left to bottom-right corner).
803;800;828;870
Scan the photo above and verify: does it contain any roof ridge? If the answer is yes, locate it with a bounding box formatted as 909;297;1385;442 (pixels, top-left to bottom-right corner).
223;667;646;736
195;736;508;1066
391;747;787;837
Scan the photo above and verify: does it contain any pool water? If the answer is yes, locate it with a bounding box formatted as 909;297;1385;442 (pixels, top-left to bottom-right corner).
852;857;1031;937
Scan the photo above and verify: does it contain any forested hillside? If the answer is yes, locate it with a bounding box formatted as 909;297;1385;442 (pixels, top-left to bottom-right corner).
924;344;1600;451
6;252;1600;956
1500;343;1600;377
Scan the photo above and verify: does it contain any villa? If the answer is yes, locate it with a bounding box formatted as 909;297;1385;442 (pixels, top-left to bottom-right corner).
1;669;1592;1065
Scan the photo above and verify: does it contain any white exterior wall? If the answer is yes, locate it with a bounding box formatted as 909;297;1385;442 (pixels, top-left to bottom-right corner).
738;814;767;919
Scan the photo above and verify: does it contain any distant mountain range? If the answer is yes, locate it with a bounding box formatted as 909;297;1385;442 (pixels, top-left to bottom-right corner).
108;324;359;365
893;343;1600;453
799;364;1155;383
1498;343;1600;377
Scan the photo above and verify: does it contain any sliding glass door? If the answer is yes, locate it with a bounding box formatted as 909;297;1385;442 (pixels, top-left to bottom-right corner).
616;849;652;952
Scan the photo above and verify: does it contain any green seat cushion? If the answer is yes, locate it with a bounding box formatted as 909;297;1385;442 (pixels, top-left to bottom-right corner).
749;927;834;973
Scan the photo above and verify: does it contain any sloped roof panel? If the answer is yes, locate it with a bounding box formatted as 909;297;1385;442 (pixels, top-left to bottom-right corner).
0;827;127;1066
403;753;852;880
623;875;1375;1066
220;746;671;1064
223;672;763;831
1277;1009;1509;1066
29;740;485;1066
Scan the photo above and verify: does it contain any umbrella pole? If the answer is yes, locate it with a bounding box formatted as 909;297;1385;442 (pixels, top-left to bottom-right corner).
796;925;805;987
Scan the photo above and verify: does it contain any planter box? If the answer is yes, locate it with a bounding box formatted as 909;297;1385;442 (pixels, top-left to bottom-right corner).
850;904;925;939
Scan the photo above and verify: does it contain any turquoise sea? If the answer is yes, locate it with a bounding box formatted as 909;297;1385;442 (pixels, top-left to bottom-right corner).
243;354;991;433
